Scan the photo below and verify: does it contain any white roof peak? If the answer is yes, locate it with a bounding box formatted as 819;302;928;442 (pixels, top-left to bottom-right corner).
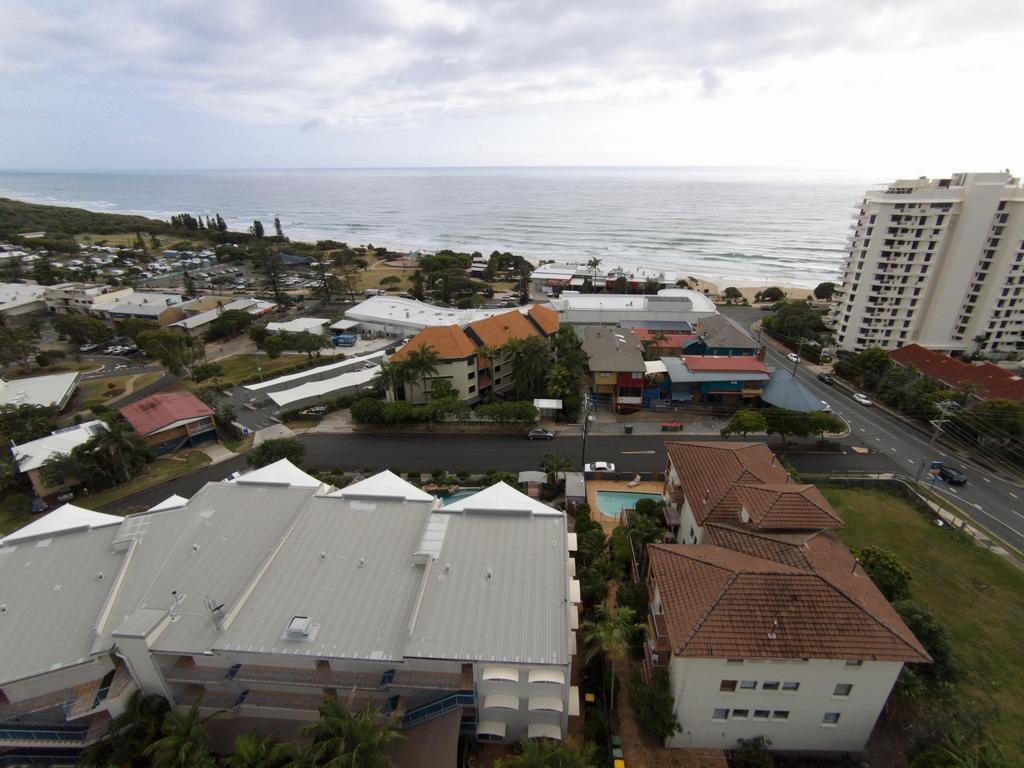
232;459;323;489
440;482;563;516
331;470;434;502
1;503;123;545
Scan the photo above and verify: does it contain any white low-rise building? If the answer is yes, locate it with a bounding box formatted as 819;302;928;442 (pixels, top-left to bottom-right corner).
530;262;678;293
168;297;277;336
341;295;513;338
43;282;134;315
0;464;579;763
10;420;107;498
265;317;331;335
0;282;47;317
0;371;81;410
548;290;717;327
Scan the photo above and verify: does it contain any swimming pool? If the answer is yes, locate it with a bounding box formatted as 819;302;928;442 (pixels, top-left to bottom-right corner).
594;491;662;519
435;488;482;505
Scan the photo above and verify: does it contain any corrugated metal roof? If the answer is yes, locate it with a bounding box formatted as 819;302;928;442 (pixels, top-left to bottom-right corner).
11;420;107;472
404;512;570;665
0;525;123;684
1;503;122;545
761;370;828;412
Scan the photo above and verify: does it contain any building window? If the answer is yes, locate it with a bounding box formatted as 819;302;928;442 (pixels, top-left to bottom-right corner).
834;684;853;697
772;711;789;720
468;371;475;380
740;680;757;690
712;708;729;721
753;710;770;720
731;709;749;719
719;680;737;692
823;712;841;725
845;660;863;667
762;682;780;691
468;385;476;393
782;682;800;692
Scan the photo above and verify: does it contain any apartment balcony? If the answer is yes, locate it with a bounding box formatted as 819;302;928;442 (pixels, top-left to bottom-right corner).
64;662;135;720
162;659;467;694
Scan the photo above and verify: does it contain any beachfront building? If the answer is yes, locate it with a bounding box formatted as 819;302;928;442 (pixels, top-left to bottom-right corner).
43;282;133;315
0;371;81;410
0;282;47;319
581;327;646;413
92;292;185;326
548;290;717;328
687;314;763;356
340;294;517;338
0;465;578;764
660;356;770;406
529;262;678;294
832;171;1024;356
118;391;216;455
646;441;929;753
389;305;560;404
10;420;107;498
168;297;277;337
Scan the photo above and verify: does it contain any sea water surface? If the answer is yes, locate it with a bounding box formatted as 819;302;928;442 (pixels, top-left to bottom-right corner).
0;167;872;287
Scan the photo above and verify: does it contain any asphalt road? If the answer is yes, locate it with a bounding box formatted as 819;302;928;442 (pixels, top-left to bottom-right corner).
105;432;897;513
722;306;1024;552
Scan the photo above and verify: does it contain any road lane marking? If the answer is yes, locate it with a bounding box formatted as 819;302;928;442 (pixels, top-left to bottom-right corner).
620;450;656;455
984;477;991;483
1011;492;1019;499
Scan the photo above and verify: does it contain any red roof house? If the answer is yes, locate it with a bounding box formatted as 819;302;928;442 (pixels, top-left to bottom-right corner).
889;344;1024;402
119;392;216;454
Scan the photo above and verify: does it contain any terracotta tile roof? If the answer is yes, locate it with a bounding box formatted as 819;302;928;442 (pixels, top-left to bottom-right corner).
725;484;845;530
466;309;541;349
681;356;769;373
648;543;929;663
704;524;814;570
889;344;1024;402
665;442;790;525
119;392;214;436
391;326;477;362
526;305;560;336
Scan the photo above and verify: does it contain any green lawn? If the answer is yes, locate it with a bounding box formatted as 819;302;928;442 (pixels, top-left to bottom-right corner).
222;433;254;453
77;450;211;510
77;372;163;411
212;354;306;386
822;486;1024;761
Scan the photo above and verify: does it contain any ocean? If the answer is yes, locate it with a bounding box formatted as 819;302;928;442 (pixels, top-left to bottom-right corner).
0;167;872;288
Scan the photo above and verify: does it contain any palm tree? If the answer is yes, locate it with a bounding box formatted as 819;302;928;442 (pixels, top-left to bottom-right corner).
302;698;402;768
403;343;440;402
224;732;289;768
544;363;576;402
92;419;150;483
144;702;217;768
375;360;411;401
39;449;87;491
85;690;170;768
586;257;602;289
474;343;498;399
541;452;572;491
581;605;646;717
505;336;549;400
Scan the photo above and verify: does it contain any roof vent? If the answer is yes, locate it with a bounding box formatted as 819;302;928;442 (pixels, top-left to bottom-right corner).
319;551;327;560
703;489;710;504
485;565;494;581
287;616;312;638
358;553;366;568
768;618;779;641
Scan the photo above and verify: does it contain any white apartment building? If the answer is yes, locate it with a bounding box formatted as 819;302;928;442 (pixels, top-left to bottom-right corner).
43;282;134;315
548;290;717;328
832;171;1024;356
0;462;579;764
646;441;930;754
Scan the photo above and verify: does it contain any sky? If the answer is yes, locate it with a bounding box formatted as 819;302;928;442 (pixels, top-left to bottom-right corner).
0;0;1021;174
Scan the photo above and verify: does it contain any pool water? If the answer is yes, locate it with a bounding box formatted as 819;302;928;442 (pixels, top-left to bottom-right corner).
435;488;482;505
595;491;662;518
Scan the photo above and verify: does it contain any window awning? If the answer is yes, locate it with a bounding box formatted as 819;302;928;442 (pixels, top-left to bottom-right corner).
570;606;579;630
527;723;563;740
483;694;520;711
481;666;519;683
528;668;566;685
528;696;564;713
567;532;577;552
569;579;581;603
569;686;581;717
330;319;360;330
477;721;508;739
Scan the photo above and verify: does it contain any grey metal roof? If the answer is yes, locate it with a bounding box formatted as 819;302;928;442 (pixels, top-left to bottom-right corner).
0;525;123;684
697;314;761;350
96;482;315;655
215;495;434;661
661;357;770;384
404;512;570;665
581;326;645;373
761;370;828;413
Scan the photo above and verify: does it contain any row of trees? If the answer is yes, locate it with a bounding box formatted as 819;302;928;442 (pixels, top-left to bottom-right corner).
351;395;539;427
721;408;846;442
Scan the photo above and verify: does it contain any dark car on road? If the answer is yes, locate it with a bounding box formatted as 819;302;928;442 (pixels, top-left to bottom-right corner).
527;428;555;440
938;465;968;485
817;373;835;385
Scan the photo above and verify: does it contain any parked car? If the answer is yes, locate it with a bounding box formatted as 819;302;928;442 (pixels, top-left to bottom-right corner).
585;461;616;472
852;393;873;406
56;491;75;503
298;405;330;419
820;401;832;413
527;428;554;440
817;373;835;385
79;343;100;353
938;465;968;485
29;496;47;514
102;346;120;355
787;352;800;364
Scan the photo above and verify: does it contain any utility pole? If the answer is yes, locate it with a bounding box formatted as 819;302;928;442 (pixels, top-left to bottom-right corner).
580;393;594;471
914;417;949;484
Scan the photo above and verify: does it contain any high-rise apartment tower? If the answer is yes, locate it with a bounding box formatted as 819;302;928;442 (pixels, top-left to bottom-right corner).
831;172;1024;356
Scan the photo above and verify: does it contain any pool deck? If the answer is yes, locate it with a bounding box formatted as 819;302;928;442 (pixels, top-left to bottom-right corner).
586;479;665;534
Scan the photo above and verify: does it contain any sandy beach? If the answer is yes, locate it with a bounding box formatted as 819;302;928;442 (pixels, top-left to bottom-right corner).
679;274;815;302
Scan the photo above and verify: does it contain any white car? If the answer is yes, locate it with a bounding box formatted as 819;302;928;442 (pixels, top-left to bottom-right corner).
787;352;800;364
852;393;873;406
585;461;616;473
820;401;832;412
